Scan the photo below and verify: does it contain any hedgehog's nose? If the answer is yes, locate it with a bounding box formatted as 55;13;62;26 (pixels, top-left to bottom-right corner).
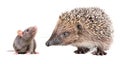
46;41;49;46
46;41;51;46
46;40;56;46
46;38;62;46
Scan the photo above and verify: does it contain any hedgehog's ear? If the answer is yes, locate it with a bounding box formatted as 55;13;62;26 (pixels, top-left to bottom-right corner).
76;24;82;35
76;24;82;30
17;30;23;37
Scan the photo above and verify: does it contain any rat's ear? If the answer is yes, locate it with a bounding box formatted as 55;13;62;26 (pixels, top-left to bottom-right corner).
17;30;23;37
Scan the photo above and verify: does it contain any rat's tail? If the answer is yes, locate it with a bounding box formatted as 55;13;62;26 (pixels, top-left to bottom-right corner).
7;50;15;52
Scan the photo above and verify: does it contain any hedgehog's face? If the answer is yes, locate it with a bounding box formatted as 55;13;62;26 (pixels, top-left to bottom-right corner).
46;20;82;46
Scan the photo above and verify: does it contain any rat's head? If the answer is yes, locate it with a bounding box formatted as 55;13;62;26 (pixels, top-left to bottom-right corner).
46;14;83;46
17;26;37;41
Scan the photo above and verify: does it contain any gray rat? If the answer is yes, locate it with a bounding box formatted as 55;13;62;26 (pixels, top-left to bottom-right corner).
13;26;37;54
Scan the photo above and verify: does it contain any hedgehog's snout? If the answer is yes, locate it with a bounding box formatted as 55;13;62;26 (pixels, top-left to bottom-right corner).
46;41;51;46
46;38;62;46
46;40;55;46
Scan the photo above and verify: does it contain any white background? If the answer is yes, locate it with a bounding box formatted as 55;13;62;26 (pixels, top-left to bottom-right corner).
0;0;120;64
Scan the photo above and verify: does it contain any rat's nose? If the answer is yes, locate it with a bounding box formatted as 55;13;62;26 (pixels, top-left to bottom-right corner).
33;26;37;30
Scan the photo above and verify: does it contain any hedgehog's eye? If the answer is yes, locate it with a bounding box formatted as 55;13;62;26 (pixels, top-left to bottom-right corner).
61;32;70;38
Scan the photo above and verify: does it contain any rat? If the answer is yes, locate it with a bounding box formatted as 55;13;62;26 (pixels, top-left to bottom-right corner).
13;26;37;54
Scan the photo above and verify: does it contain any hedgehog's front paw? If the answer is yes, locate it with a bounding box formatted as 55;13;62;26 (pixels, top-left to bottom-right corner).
74;49;80;54
92;48;107;55
92;51;107;55
74;47;90;54
17;52;27;54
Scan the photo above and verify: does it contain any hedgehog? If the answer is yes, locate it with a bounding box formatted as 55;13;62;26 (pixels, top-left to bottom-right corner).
46;7;113;55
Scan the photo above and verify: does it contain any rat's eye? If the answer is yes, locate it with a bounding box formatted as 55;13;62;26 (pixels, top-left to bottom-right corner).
26;29;29;32
61;32;70;38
